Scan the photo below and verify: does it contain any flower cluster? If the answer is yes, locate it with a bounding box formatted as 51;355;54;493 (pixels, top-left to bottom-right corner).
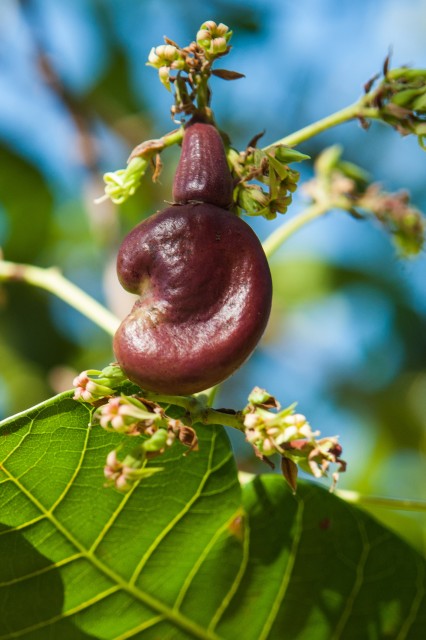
98;157;149;205
96;131;183;206
147;20;233;90
73;364;128;403
146;21;232;95
93;395;163;435
304;145;425;256
97;21;239;205
196;21;232;57
104;449;163;492
72;368;346;493
91;394;198;492
147;43;187;91
230;145;308;220
364;65;426;147
146;20;238;121
358;184;425;256
243;387;346;491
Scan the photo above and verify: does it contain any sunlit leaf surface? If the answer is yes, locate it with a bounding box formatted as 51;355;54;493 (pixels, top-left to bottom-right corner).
0;394;424;639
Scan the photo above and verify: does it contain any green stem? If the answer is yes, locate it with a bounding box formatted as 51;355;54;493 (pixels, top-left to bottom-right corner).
140;390;244;431
335;489;426;513
129;127;184;161
264;102;380;149
195;73;211;116
138;391;196;412
262;201;332;258
238;473;426;512
202;408;244;430
204;385;219;408
0;260;120;336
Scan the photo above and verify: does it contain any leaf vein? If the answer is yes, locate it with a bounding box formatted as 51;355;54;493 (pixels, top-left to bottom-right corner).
208;510;250;632
128;430;220;586
114;615;166;639
258;497;305;640
0;585;120;639
173;508;243;611
331;517;370;640
396;558;426;640
0;552;82;587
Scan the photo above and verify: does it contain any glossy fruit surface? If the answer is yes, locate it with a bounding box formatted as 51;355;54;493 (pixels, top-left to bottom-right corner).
114;203;272;394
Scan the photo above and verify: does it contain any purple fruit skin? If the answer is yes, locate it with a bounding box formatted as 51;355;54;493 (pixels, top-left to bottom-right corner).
114;203;272;394
172;122;234;209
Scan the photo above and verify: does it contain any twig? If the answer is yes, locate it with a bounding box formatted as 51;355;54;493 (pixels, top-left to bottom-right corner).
262;201;332;258
335;489;426;513
264;103;380;150
238;473;426;512
0;260;120;336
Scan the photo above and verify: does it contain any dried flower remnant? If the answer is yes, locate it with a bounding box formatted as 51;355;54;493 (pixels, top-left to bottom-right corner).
281;437;346;493
168;418;199;452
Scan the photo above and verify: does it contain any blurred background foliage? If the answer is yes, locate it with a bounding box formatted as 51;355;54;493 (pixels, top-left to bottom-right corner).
0;0;425;552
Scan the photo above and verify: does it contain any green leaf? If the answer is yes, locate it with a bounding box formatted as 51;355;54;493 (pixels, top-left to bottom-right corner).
233;476;426;640
1;395;425;639
0;394;241;639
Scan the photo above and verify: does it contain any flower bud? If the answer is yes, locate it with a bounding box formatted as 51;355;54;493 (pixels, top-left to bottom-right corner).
244;413;262;429
248;387;279;408
196;29;211;49
148;44;177;68
210;37;228;55
143;428;168;453
104;449;162;492
73;369;118;403
148;47;160;66
146;43;186;82
216;23;231;37
201;20;217;31
158;66;171;91
162;44;178;60
237;184;269;215
94;395;162;434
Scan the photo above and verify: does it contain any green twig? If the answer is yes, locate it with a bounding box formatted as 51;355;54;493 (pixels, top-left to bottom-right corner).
262;201;332;258
139;389;244;430
0;260;120;336
264;102;380;150
239;473;426;512
335;489;426;513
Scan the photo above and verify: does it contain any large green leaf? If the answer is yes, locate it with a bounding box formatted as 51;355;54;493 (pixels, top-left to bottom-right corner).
0;394;425;639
